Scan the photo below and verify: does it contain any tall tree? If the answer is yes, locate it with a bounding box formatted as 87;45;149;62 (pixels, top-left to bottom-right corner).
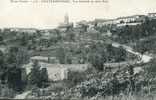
39;68;49;88
28;61;41;87
56;47;66;64
28;61;49;88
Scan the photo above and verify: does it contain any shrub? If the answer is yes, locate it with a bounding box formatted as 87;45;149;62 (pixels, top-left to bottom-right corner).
66;71;87;87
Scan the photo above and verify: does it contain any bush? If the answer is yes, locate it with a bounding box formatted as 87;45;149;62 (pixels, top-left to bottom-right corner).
66;71;87;87
28;61;49;88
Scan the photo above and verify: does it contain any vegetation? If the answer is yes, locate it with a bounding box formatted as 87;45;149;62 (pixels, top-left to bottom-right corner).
0;46;30;97
133;37;156;54
89;43;127;71
0;16;156;99
111;19;156;44
28;61;49;88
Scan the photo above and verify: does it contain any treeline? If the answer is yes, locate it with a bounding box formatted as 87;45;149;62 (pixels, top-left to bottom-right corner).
111;19;156;43
0;46;29;97
55;41;128;70
134;38;156;54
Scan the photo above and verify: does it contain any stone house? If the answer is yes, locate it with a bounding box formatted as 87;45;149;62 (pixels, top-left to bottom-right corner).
23;62;89;81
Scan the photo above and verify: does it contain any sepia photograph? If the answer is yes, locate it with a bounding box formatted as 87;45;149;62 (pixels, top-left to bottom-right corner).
0;0;156;99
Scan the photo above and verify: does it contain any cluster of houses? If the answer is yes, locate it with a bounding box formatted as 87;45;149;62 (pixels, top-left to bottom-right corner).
148;13;156;19
96;15;142;27
92;13;156;28
54;12;156;34
2;12;156;41
23;56;90;81
3;12;156;82
2;12;156;35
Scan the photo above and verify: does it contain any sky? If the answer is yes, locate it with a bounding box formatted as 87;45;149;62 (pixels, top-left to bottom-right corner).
0;0;156;29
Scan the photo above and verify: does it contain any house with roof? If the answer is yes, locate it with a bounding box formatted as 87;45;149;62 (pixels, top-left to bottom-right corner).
23;62;90;81
30;56;59;64
148;13;156;19
95;19;116;27
116;15;146;24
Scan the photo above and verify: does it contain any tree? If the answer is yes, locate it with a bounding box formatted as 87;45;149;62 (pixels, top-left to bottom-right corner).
5;46;29;67
0;51;5;82
145;59;156;79
39;68;49;88
144;59;156;94
128;65;135;92
0;51;4;69
115;46;127;62
28;61;49;88
56;47;66;64
88;43;108;71
16;47;30;66
0;46;29;91
67;32;75;41
7;66;23;91
0;35;3;43
20;33;29;46
28;61;41;87
66;53;72;64
110;73;120;96
89;52;104;71
5;46;18;66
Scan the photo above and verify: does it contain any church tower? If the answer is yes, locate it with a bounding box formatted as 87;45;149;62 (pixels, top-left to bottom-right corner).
64;13;69;24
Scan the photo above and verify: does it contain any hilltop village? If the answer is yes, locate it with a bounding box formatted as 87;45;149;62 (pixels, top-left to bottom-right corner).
0;13;156;99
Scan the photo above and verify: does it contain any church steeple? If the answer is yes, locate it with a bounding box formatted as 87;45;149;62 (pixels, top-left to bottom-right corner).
64;13;69;24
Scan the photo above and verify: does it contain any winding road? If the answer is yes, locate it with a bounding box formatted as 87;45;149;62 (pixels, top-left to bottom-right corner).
112;42;152;63
14;41;153;99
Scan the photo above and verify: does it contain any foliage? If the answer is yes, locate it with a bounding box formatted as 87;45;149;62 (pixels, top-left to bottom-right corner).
145;59;156;79
56;47;73;64
20;33;29;46
66;71;87;87
5;46;30;66
40;68;49;87
0;85;15;98
134;38;156;54
111;19;156;44
0;46;29;92
7;66;24;91
89;43;127;71
89;52;104;71
66;32;75;42
56;47;66;64
28;61;49;88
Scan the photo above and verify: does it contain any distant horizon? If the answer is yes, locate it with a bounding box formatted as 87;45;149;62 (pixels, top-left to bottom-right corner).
0;11;154;30
0;0;156;29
